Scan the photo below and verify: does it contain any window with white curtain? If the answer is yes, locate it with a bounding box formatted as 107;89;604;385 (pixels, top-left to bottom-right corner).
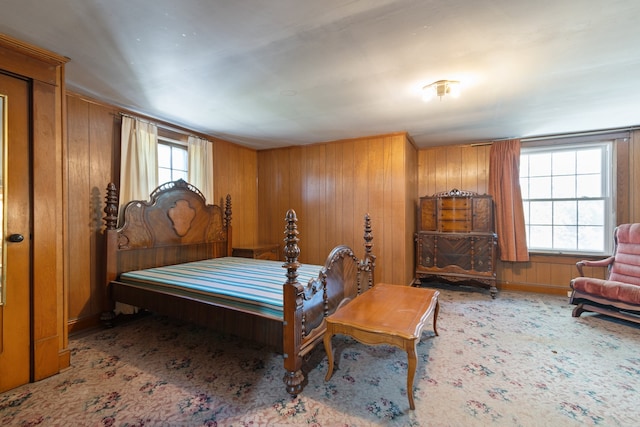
520;140;615;255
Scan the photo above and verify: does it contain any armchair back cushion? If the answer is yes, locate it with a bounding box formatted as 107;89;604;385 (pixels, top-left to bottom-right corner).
607;223;640;285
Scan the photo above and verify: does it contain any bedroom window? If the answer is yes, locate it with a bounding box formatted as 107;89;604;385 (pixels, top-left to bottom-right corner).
520;141;614;255
158;138;187;184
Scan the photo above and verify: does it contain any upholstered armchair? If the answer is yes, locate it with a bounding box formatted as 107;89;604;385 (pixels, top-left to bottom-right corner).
570;223;640;324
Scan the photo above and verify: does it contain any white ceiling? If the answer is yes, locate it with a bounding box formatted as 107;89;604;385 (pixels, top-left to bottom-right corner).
1;0;639;150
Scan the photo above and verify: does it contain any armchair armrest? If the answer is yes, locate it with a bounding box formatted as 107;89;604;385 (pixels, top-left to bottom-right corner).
576;256;615;277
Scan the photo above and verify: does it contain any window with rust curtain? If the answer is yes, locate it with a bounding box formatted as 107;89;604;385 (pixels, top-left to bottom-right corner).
489;139;529;261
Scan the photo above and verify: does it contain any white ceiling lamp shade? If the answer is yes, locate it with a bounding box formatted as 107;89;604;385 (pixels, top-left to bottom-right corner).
422;80;461;102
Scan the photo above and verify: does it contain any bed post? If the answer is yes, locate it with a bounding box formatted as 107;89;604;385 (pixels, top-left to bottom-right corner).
282;209;305;397
224;194;232;256
101;182;119;326
360;213;376;291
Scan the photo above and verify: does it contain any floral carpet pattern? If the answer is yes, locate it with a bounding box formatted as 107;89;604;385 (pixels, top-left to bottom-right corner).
1;286;639;426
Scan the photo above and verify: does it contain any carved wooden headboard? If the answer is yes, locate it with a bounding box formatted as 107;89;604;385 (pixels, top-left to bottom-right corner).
104;179;232;284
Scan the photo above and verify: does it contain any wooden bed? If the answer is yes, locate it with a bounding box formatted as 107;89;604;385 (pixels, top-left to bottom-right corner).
102;179;376;396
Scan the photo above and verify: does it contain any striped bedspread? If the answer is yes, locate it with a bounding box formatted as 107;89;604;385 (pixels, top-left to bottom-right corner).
119;257;323;320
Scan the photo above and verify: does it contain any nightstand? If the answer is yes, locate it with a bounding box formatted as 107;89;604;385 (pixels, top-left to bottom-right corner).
232;244;280;261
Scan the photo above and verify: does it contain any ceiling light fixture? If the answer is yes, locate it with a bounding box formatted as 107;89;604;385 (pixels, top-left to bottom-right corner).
422;80;461;102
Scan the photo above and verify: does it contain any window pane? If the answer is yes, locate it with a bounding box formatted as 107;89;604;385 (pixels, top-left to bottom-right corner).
576;174;601;197
158;144;171;168
577;226;604;252
172;146;187;171
519;177;529;199
576;148;602;174
529;225;552;248
553;225;577;250
578;200;604;225
552;175;575;198
552;151;575;175
158;168;172;184
553;200;576;225
529;153;551;176
530;201;552;225
529;176;551;199
520;155;529;177
173;170;187;181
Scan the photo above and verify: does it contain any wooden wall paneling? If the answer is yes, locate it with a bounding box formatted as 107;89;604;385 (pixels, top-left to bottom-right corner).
478;145;490;195
367;134;396;284
306;144;324;262
460;145;479;192
353;138;370;270
275;148;292;250
446;145;463;191
550;263;572;288
369;137;386;282
389;135;405;284
340;141;356;264
260;147;286;257
32;79;65;379
65;94;119;330
325;142;342;250
288;146;304;259
532;260;552;288
405;137;418;285
615;138;629;225
434;147;448;194
630;131;640;222
213;139;258;247
66;96;91;321
423;148;438;197
495;260;510;284
256;133;416;287
301;145;313;259
258;148;279;246
89;103;117;316
238;144;258;247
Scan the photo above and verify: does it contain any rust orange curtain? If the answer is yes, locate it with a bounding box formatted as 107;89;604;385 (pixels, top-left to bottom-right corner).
489;139;529;262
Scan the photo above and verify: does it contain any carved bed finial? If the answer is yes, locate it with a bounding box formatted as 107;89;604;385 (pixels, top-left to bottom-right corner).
104;182;119;230
224;194;232;229
364;213;373;256
283;209;301;281
360;213;376;290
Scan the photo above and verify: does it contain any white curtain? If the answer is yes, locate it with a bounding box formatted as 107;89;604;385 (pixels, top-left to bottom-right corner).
117;116;158;314
119;116;158;208
187;135;214;202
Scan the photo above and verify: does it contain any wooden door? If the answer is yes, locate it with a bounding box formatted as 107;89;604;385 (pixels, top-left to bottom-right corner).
0;72;32;392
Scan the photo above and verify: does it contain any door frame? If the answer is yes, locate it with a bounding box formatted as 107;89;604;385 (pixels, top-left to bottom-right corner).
0;33;69;384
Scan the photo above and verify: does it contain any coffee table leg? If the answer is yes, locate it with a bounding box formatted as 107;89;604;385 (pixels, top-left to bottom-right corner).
406;342;417;410
324;330;335;381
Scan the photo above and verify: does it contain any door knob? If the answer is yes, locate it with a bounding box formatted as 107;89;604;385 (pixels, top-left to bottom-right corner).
8;234;24;243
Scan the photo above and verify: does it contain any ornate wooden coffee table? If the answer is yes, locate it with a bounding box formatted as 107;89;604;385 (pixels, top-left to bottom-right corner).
323;283;439;410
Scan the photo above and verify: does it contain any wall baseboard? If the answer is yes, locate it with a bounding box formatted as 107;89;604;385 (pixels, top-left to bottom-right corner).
498;281;570;296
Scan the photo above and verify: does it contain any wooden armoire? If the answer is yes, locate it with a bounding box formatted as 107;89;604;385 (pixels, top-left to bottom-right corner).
414;189;498;298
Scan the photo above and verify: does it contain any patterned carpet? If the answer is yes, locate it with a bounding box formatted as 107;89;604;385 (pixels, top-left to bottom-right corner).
1;286;638;426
